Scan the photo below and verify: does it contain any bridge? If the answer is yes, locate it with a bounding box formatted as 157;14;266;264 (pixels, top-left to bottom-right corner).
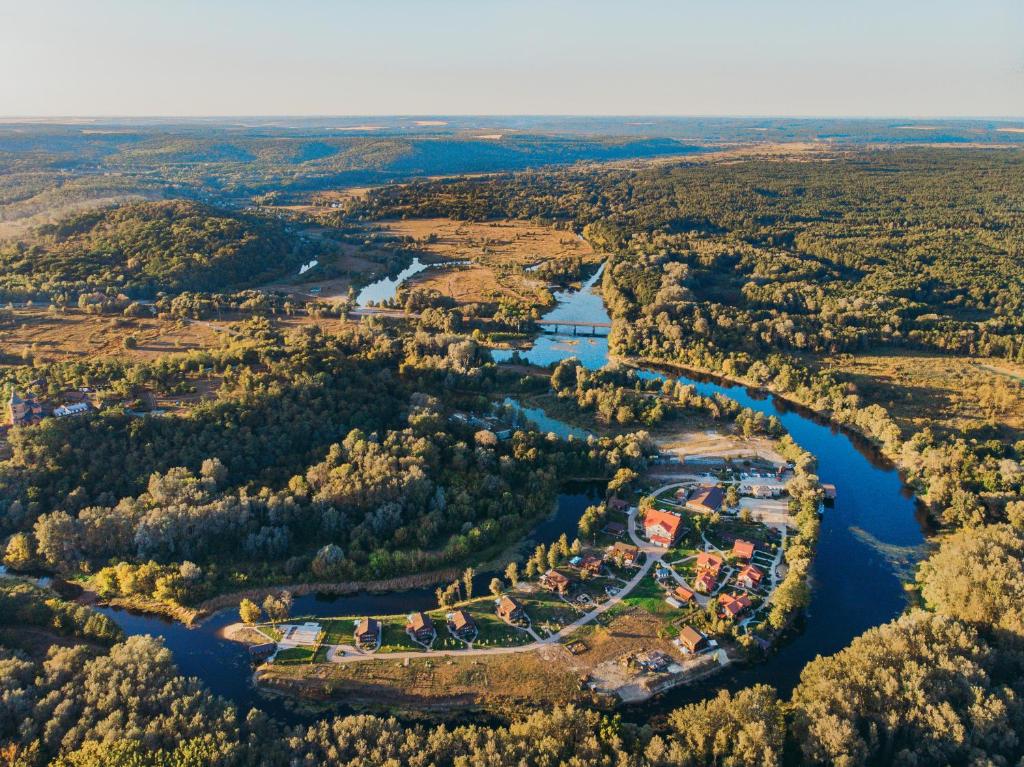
537;320;611;336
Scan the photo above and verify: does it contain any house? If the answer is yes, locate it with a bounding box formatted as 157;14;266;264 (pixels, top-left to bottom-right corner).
53;402;90;418
679;625;706;654
737;564;764;589
603;521;626;538
448;609;476;638
607;542;639;566
719;593;753;619
607;496;629;513
8;391;43;427
497;595;526;624
741;481;781;498
354;617;380;648
540;569;572;595
248;642;277;661
673;585;695;604
644;508;684;547
580;554;602;575
406;612;435;642
694;570;717;594
732;540;756;561
695;552;724;577
654;566;673;583
686;486;725;514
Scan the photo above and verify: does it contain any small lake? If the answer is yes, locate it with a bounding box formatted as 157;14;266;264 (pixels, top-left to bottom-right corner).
355;257;431;306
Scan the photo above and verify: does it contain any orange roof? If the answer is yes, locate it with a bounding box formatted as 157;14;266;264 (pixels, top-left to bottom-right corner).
407;612;433;632
738;564;763;585
644;509;684;538
451;610;474;631
719;593;752;618
732;540;756;559
674;585;695;602
695;570;717;593
696;552;724;574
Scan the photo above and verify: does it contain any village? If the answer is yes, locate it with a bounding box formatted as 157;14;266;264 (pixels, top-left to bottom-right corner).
229;452;825;706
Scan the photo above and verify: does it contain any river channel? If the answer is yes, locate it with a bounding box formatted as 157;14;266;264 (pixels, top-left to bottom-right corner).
101;260;925;722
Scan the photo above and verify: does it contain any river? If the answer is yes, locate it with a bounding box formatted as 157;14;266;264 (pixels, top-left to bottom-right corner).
102;259;925;721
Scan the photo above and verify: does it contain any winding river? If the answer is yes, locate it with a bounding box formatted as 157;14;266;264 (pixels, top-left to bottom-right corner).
102;261;926;720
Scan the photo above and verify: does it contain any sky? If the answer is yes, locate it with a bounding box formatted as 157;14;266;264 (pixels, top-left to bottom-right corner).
2;0;1022;118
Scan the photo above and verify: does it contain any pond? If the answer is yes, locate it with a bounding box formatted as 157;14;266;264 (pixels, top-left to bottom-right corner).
354;257;431;306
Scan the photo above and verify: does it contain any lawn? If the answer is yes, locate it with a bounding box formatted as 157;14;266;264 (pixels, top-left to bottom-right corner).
274;647;315;665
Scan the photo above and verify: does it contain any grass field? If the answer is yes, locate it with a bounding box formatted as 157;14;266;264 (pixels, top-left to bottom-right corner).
823;350;1024;442
0;307;221;365
380;218;600;308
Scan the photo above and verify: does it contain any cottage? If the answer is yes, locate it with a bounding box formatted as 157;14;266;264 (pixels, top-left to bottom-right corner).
694;570;717;594
354;617;380;648
406;611;435;642
686;486;725;514
54;402;90;418
673;585;695;604
579;554;603;576
497;595;526;624
737;564;764;589
540;569;572;595
607;541;639;566
679;625;706;654
644;508;684;547
603;521;626;538
732;540;756;561
719;593;753;619
7;391;43;427
448;609;476;638
745;483;781;498
695;552;724;576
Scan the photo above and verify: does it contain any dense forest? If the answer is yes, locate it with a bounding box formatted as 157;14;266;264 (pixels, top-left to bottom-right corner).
0;321;653;606
0;201;319;299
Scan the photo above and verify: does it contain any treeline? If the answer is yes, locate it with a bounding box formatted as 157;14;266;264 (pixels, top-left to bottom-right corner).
550;357;784;435
0;200;316;300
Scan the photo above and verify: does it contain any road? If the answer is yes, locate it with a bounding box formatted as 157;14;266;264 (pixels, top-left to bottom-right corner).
317;507;665;665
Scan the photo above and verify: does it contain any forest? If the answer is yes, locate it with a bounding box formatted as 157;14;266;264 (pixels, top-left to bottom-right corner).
0;320;653;607
0;201;319;299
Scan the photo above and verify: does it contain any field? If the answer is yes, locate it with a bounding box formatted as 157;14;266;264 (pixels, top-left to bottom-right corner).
380;218;601;307
0;307;222;365
824;350;1024;442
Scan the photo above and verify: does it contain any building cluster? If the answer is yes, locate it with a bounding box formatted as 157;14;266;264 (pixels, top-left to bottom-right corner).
7;391;91;428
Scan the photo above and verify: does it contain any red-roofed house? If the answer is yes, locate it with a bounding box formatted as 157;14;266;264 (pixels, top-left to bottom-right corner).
695;552;724;576
644;509;684;547
718;593;753;619
737;564;764;589
673;585;695;604
694;570;717;594
732;540;756;560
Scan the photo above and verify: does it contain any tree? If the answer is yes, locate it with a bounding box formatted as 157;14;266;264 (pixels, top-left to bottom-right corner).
489;577;503;598
4;532;34;570
917;523;1024;635
607;468;638;496
504;561;519;587
658;685;786;767
725;484;740;509
462;567;475;600
792;611;1022;766
311;544;346;579
263;591;292;625
239;598;261;625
